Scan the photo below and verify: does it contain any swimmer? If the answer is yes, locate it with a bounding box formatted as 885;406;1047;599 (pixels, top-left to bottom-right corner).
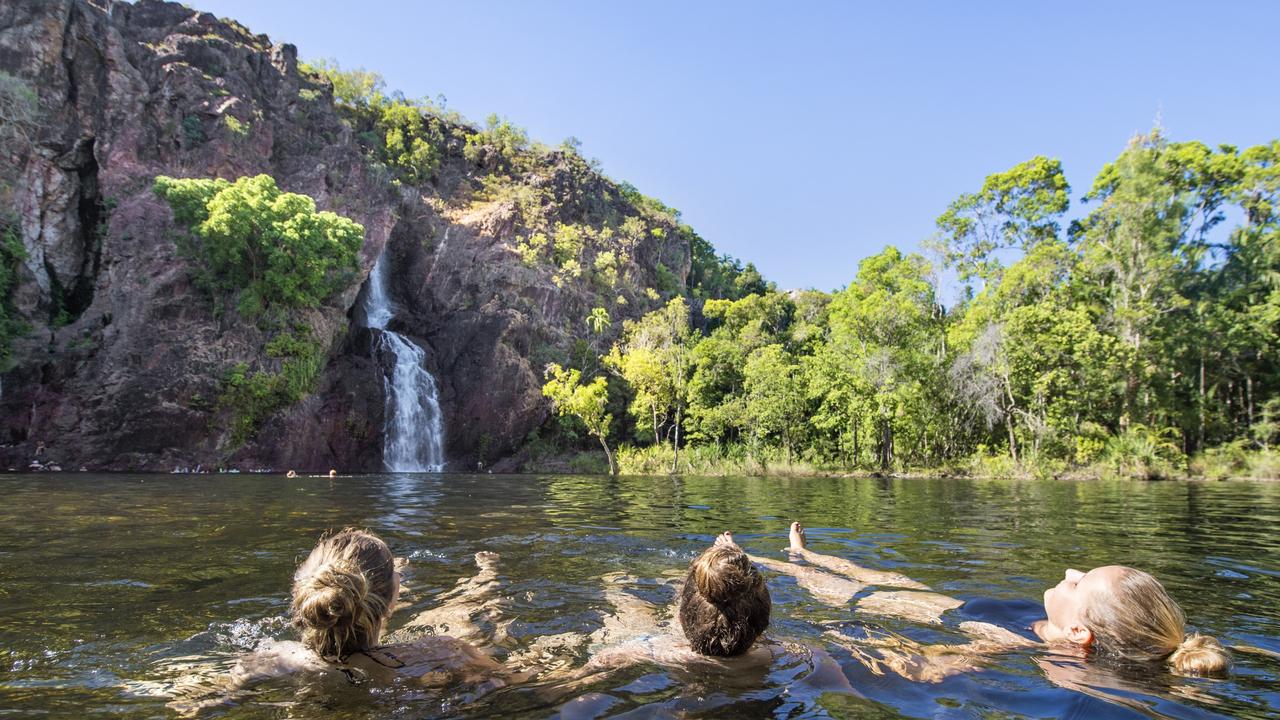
587;530;774;667
1034;565;1230;675
524;531;856;713
828;565;1232;683
519;531;776;679
166;530;509;714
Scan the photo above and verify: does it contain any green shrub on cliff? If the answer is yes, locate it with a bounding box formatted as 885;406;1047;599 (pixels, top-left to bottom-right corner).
300;58;386;108
220;326;325;444
379;102;443;183
153;174;364;317
464;114;529;170
0;225;28;371
299;60;456;185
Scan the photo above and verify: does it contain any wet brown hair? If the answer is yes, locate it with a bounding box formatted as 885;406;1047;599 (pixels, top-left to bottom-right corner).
290;529;397;659
678;544;771;657
1082;567;1230;676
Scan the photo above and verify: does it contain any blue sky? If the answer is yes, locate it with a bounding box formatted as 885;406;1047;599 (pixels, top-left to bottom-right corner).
189;1;1278;292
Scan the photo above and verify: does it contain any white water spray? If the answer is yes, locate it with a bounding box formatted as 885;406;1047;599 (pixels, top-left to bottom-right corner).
364;252;445;472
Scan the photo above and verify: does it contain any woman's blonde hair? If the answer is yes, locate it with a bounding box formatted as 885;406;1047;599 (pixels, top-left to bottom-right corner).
678;544;771;657
1082;566;1229;676
290;529;397;659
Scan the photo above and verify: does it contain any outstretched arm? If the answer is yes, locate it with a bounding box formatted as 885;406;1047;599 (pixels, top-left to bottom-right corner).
591;573;663;646
158;639;329;717
397;552;505;645
855;590;963;625
826;621;1036;683
747;553;865;606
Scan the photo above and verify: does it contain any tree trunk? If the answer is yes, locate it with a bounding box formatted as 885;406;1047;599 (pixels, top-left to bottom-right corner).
1247;375;1255;431
670;407;681;474
598;435;616;476
1198;355;1206;453
878;419;893;471
851;422;859;469
1006;414;1019;465
651;401;660;446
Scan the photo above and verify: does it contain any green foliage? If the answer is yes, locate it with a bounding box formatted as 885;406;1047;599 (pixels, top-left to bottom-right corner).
688;226;769;300
220;327;325;444
542;363;616;474
653;262;680;296
300;58;386;108
464;114;529;170
606;297;695;470
586;307;610;335
937;156;1069;285
181;116;205;145
153;174;363;317
0;224;28;370
152;175;357;445
378;101;443;183
223;114;250;138
299;59;455;186
0;71;37;209
1100;425;1185;480
526;130;1280;479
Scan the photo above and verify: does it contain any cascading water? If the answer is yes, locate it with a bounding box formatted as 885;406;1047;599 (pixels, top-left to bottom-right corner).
364;252;445;472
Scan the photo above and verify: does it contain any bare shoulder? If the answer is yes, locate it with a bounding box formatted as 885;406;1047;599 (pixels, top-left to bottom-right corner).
231;640;327;683
374;636;501;685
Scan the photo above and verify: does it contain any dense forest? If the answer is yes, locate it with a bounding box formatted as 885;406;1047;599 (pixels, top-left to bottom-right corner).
543;133;1280;479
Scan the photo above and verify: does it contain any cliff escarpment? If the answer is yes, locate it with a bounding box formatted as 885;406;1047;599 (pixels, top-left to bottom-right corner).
0;0;702;471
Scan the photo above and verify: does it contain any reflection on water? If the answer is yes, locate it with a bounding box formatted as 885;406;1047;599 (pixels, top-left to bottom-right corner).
0;473;1277;718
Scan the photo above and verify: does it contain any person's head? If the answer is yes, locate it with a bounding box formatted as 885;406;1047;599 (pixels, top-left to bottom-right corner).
678;536;771;657
1038;565;1229;676
291;529;399;659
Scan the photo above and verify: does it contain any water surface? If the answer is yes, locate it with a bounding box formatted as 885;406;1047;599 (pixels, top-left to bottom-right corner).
1;473;1277;718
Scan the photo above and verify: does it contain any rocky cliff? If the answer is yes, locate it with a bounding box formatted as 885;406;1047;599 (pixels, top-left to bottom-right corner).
0;0;696;471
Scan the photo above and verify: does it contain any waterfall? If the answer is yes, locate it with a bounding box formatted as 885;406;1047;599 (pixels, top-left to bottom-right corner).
364;251;445;472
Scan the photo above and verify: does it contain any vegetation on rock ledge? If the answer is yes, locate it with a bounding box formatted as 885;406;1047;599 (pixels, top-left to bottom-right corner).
154;174;364;445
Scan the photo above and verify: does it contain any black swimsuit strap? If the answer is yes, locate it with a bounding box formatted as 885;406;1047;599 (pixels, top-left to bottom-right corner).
358;647;407;669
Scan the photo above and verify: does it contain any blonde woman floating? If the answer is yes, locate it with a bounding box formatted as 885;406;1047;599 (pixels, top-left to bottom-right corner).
1033;566;1229;676
826;566;1231;682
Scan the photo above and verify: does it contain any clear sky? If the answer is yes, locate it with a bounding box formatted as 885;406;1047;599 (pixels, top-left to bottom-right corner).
187;0;1278;292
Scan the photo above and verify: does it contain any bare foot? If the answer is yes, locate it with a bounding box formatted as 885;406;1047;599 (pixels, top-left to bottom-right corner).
475;551;500;569
789;522;807;552
713;531;736;547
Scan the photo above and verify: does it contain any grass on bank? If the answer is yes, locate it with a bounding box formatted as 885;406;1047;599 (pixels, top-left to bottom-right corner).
519;439;1280;481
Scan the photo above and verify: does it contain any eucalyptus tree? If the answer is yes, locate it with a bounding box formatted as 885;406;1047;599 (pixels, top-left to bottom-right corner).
826;248;942;469
936;155;1070;290
1074;131;1246;434
606;297;695;470
542;363;616;474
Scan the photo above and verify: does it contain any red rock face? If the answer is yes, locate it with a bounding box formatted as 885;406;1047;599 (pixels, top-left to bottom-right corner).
0;0;690;473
